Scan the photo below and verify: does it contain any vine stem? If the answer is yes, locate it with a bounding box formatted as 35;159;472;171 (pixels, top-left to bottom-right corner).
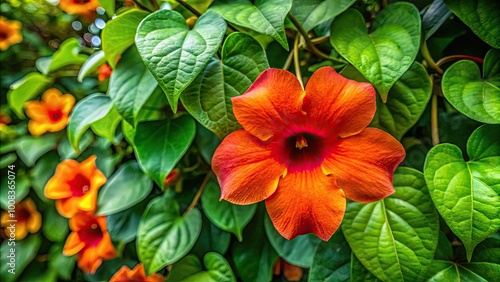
176;0;202;17
288;13;345;64
282;50;294;70
293;35;304;88
436;55;484;67
420;40;443;75
183;172;212;216
430;75;440;146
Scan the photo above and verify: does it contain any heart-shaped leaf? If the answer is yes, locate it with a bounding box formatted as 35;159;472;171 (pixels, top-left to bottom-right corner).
67;93;114;152
109;46;158;125
96;161;152;215
351;254;382;282
442;49;500;124
166;253;236;282
201;179;256;241
444;0;500;48
181;32;269;139
342;167;439;282
331;2;421;102
209;0;292;50
77;50;107;82
7;72;52;119
341;62;432;140
136;10;226;113
264;215;321;268
291;0;355;32
137;195;202;275
36;38;88;75
90;106;121;144
0;235;42;282
16;134;58;167
134;115;196;187
424;124;500;261
191;216;231;258
309;232;351;282
102;8;149;68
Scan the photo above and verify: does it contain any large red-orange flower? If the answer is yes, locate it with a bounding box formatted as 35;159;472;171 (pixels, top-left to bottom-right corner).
0;17;22;51
212;67;405;241
0;198;41;240
58;0;100;22
24;88;75;136
63;211;116;273
110;263;164;282
45;155;106;218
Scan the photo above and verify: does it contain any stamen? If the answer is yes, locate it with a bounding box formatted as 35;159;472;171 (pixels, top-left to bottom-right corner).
82;185;89;194
295;134;308;149
90;223;98;230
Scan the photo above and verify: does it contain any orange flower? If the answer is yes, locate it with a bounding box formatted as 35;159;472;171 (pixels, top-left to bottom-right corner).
273;258;303;281
98;63;112;81
110;263;164;282
1;198;41;240
212;67;405;241
58;0;100;22
45;155;106;218
0;17;22;51
24;88;75;136
63;211;116;273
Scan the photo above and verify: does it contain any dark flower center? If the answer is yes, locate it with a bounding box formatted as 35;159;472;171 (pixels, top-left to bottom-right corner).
284;133;325;173
16;208;31;222
73;0;91;4
79;222;103;247
0;32;7;40
48;109;63;122
68;174;91;197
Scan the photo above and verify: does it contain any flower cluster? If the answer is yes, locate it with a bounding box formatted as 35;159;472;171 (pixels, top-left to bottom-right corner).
1;198;41;240
0;16;22;51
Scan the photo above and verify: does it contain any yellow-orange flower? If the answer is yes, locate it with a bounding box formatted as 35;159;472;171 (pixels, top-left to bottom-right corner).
212;67;405;241
24;88;75;136
1;198;41;240
63;211;116;273
110;264;164;282
58;0;100;22
0;17;22;51
45;155;106;218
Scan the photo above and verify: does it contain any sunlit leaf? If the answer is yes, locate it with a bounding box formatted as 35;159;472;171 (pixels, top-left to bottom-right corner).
7;73;52;119
291;0;355;32
166;253;236;282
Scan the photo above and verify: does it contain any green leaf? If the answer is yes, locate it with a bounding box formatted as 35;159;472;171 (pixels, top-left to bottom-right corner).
341;62;431;140
209;0;292;50
421;0;452;40
166;253;236;282
342;167;439;282
97;0;114;17
231;205;278;282
264;215;321;268
0;235;42;282
67;93;114;152
57;130;94;160
441;49;500;124
444;0;500;48
31;151;59;202
191;215;231;258
291;0;355;32
7;73;52;119
136;10;226;112
351;254;382;282
423;259;500;281
96;161;153;215
16;134;58;167
181;32;269;139
309;232;351;282
42;204;69;242
107;198;148;244
109;46;158;125
331;2;421;102
423;124;500;261
134;115;196;187
195;123;220;165
102;8;149;68
201;179;256;241
137;195;202;275
0;172;30;209
36;38;88;75
48;244;75;281
90;106;122;144
77;50;107;82
0;153;16;169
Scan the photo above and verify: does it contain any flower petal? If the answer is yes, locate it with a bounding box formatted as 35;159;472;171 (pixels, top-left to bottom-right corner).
97;233;117;259
25;102;49;121
322;128;405;203
27;120;49;136
232;68;305;141
265;168;346;241
78;189;98;212
303;66;376;138
56;197;80;218
78;247;102;274
63;232;86;256
212;130;286;204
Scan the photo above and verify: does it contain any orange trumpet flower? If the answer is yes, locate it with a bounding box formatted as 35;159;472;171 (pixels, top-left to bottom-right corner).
24;88;75;136
58;0;100;22
110;263;164;282
0;17;22;51
63;211;116;274
0;198;41;240
212;67;405;241
45;155;106;218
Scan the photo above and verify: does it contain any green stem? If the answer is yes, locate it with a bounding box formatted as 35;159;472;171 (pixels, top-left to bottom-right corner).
288;13;345;64
183;172;212;216
430;75;440;146
420;40;443;75
293;35;303;88
176;0;202;17
282;50;294;70
436;55;484;67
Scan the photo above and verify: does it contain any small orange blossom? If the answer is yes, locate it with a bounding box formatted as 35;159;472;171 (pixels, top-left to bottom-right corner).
0;17;22;51
24;88;75;136
98;63;112;81
45;155;106;218
0;198;41;240
63;211;116;274
212;67;405;241
110;263;164;282
58;0;100;22
273;258;303;281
